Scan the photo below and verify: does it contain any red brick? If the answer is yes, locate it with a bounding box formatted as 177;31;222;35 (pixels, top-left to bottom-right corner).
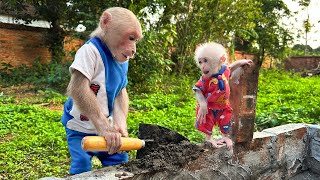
0;22;84;68
284;56;320;71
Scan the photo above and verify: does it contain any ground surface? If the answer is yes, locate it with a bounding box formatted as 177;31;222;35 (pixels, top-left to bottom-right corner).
122;124;204;174
0;85;64;111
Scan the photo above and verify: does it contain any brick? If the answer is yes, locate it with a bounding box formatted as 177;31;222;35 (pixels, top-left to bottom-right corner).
284;57;320;71
0;22;83;68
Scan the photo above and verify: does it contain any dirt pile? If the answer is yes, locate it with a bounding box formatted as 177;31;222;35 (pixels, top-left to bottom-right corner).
123;140;203;173
122;124;204;173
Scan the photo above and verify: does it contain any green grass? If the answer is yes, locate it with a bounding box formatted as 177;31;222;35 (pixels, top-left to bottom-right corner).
0;70;319;179
255;70;320;130
0;103;69;179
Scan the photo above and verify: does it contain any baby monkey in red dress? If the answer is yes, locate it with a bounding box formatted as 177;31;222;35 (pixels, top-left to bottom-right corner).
193;42;253;150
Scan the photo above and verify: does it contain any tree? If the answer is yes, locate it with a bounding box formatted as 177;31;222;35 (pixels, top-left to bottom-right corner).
1;0;312;75
291;44;313;56
302;15;313;55
142;0;261;74
248;0;292;68
233;0;311;69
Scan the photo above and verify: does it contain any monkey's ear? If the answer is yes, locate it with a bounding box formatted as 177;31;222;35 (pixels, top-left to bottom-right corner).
100;11;112;30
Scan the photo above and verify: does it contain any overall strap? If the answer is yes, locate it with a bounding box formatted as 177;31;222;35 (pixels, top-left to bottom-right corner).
212;65;227;90
87;37;128;115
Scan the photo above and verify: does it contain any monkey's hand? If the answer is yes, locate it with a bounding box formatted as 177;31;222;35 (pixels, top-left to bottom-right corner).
113;113;129;137
218;136;233;151
230;59;253;73
197;102;208;124
230;59;253;84
195;90;208;124
238;59;253;67
97;124;122;155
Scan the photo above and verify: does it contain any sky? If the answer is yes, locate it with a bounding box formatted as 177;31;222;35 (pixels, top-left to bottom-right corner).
282;0;320;49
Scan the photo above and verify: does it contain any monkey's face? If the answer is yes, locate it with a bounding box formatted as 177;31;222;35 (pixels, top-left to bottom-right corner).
198;57;221;77
108;27;142;62
100;9;143;62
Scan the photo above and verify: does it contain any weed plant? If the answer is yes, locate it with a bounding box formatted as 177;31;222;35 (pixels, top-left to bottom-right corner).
255;69;320;130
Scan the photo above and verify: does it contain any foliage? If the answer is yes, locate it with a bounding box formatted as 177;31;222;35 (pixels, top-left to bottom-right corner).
0;102;69;179
289;44;320;56
0;60;71;93
128;30;174;91
147;0;262;74
2;0;309;78
234;0;312;67
255;69;320;130
250;0;293;67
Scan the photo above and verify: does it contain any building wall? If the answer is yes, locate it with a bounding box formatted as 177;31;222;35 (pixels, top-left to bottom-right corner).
284;56;320;71
0;22;84;68
234;50;255;61
0;22;51;67
63;36;84;62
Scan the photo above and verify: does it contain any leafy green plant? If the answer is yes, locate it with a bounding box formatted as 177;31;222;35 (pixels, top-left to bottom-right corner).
0;60;71;93
0;103;69;179
255;69;320;130
1;70;320;179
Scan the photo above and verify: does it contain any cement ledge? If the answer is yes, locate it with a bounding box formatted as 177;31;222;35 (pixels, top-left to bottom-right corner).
39;123;320;180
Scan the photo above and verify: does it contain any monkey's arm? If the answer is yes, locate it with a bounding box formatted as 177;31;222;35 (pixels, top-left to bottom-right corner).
67;70;121;154
113;88;129;137
230;67;244;84
195;90;208;124
229;59;253;72
229;59;253;84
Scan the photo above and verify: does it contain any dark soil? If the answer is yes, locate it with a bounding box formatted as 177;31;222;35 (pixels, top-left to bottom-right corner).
121;124;204;173
123;140;203;173
136;123;190;159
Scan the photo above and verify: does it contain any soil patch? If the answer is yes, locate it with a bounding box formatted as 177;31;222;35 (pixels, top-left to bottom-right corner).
123;140;203;174
121;124;204;174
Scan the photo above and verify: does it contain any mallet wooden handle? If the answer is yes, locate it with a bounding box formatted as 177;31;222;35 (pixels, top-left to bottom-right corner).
81;136;145;152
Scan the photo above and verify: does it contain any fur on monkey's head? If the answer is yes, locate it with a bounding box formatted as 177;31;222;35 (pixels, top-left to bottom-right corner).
194;42;228;67
90;7;142;39
90;7;143;62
